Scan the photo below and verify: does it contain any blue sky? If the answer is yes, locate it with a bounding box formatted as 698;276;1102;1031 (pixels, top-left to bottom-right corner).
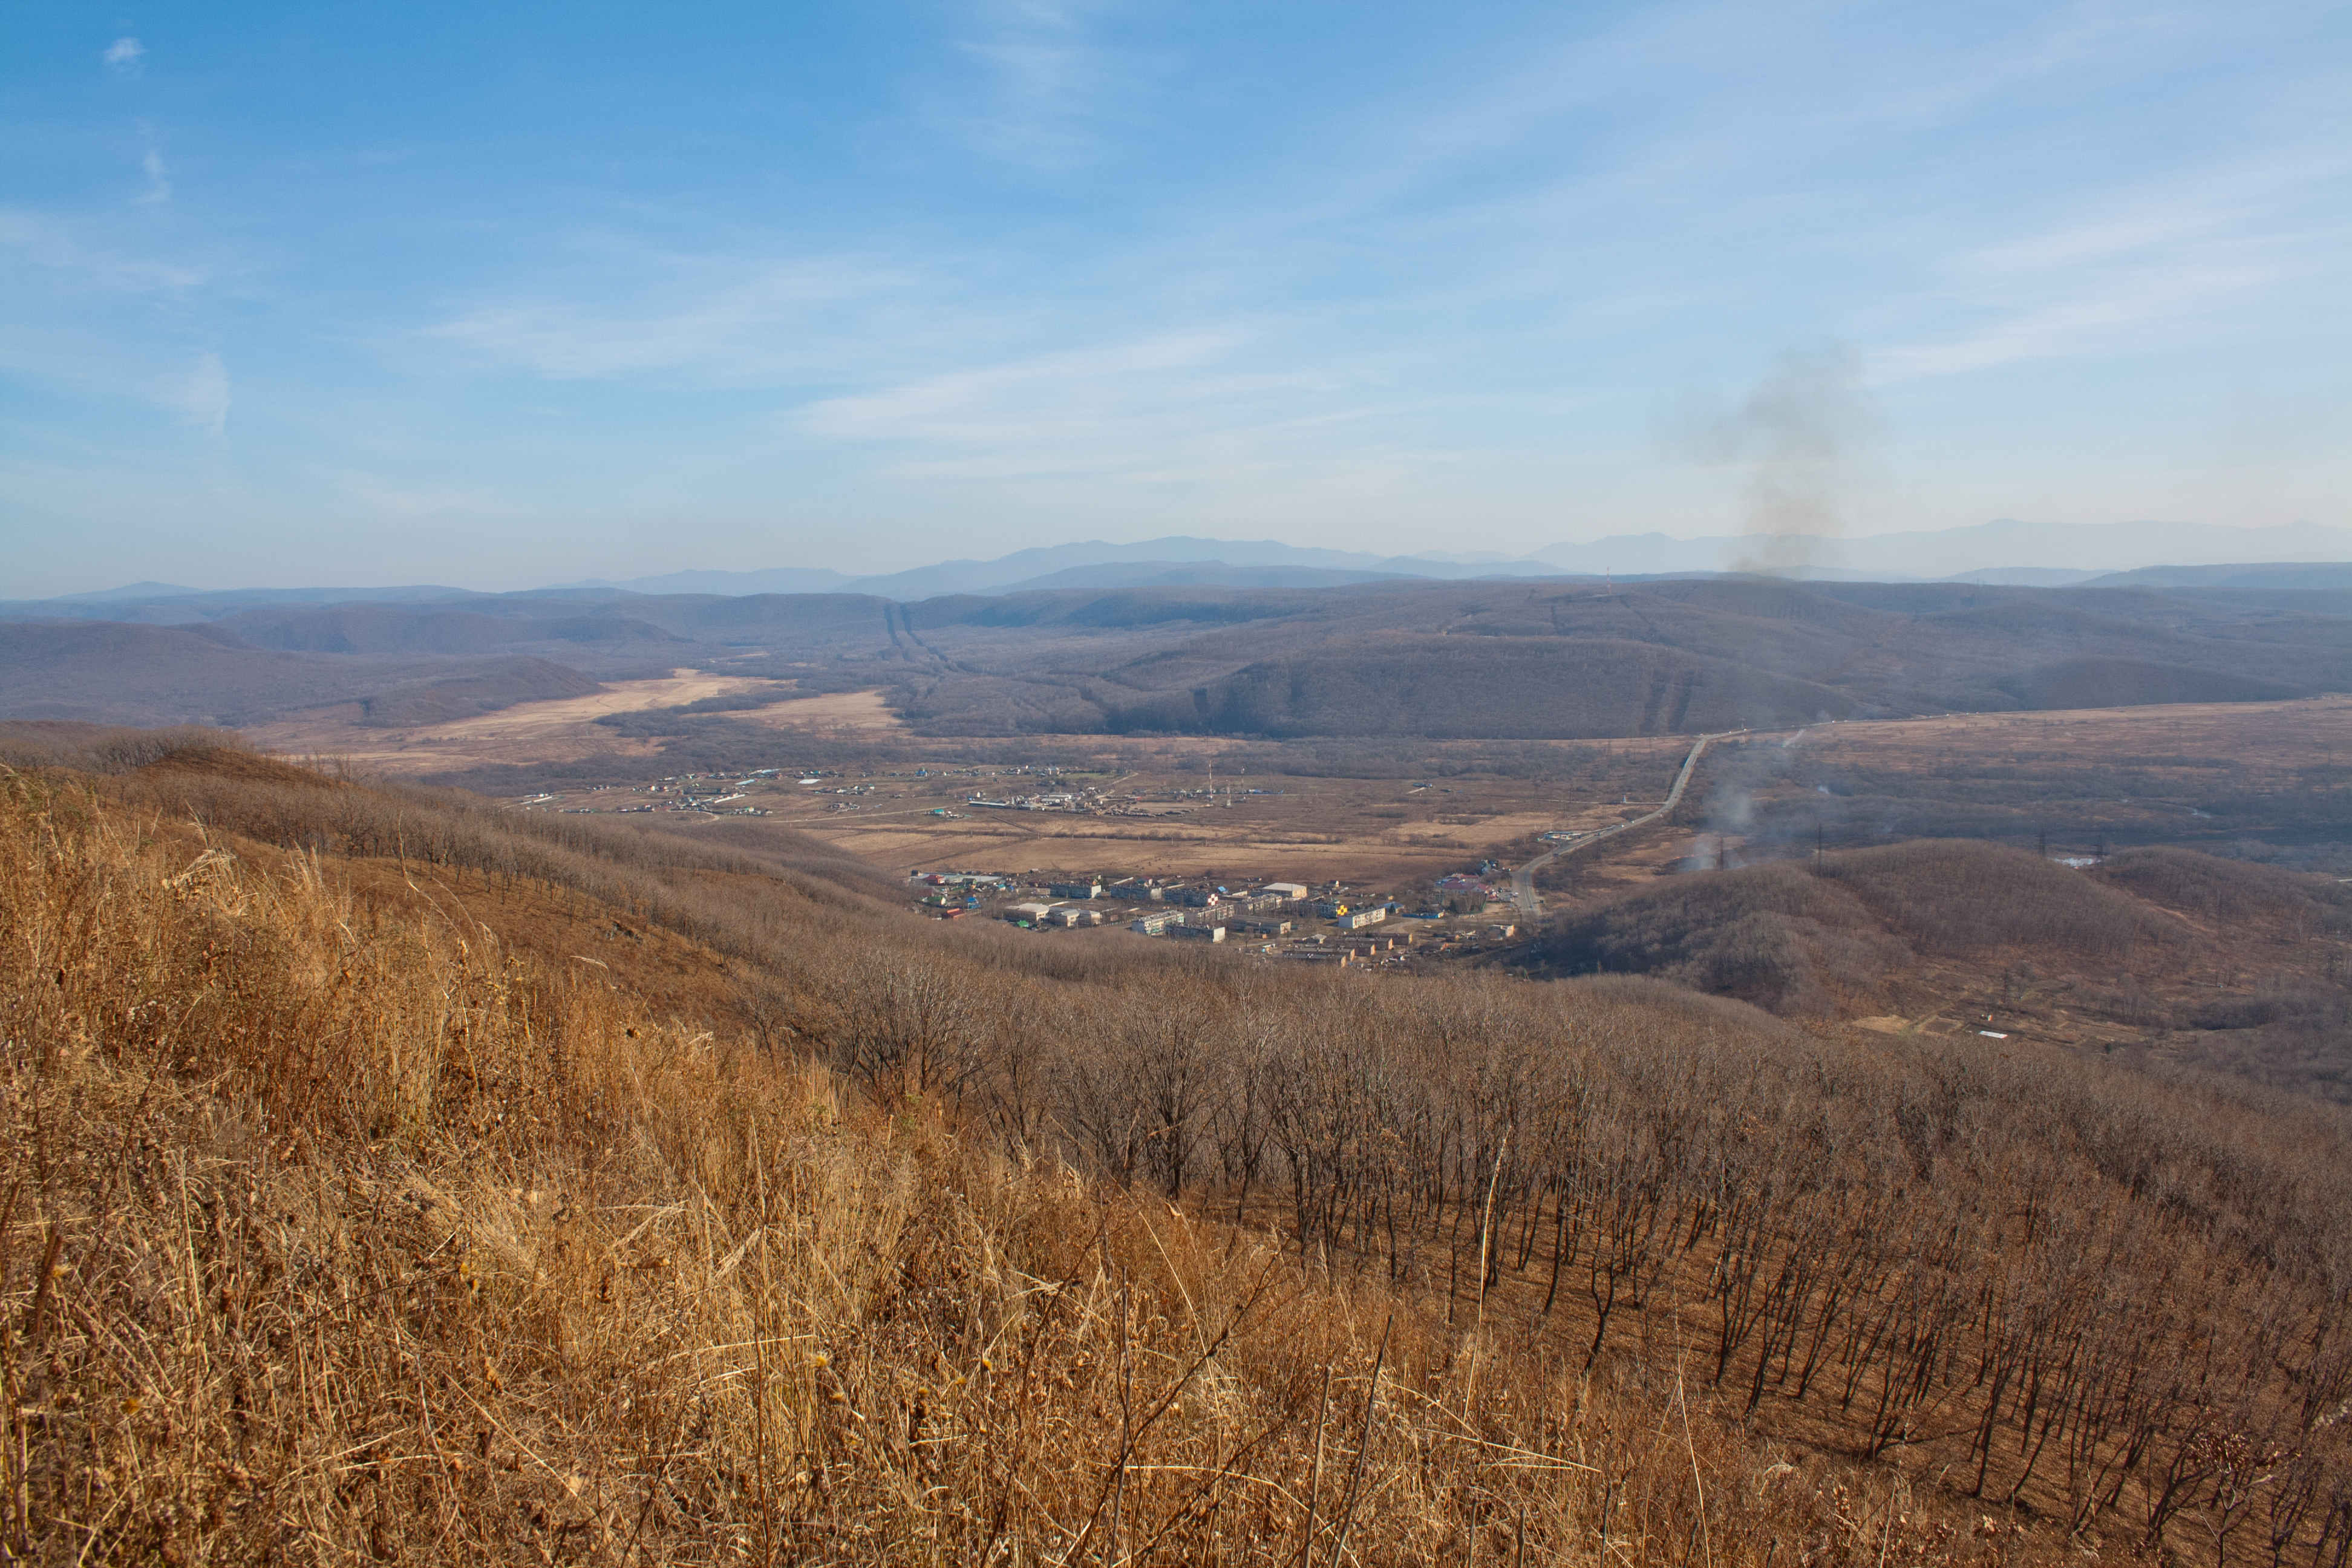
2;1;2345;595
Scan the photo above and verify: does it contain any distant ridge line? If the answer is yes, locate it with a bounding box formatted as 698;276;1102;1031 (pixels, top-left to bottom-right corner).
15;518;2348;607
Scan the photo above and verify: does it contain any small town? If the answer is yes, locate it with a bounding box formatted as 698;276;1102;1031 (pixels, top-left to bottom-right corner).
502;762;1535;964
909;866;1522;967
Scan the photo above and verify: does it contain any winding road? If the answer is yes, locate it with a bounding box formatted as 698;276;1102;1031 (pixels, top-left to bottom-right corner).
1510;730;1740;918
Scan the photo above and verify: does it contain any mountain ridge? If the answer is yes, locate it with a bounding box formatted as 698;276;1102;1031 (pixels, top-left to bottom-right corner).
12;518;2347;615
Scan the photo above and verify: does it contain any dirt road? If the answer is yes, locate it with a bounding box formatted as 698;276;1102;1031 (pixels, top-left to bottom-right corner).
1510;730;1735;916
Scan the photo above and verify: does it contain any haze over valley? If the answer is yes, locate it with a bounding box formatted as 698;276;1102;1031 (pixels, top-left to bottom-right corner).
4;2;2348;1562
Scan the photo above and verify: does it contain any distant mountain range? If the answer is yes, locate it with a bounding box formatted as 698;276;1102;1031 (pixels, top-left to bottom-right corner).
12;518;2350;616
526;517;2352;599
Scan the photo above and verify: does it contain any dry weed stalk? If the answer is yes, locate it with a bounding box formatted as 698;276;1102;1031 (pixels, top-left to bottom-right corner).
0;771;2120;1561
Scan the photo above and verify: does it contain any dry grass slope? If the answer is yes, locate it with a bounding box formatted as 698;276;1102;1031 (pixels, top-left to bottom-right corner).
4;767;2078;1565
7;750;2350;1563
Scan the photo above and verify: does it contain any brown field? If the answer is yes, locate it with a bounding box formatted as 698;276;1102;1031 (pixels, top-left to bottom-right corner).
1771;693;2352;781
235;687;2352;906
504;730;1698;892
241;667;762;765
244;672;912;779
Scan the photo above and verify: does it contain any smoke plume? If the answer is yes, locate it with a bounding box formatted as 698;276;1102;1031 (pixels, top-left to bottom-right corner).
1662;339;1884;577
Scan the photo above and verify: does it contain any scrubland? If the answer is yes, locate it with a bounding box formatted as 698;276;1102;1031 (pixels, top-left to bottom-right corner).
1536;838;2352;1103
6;739;2352;1563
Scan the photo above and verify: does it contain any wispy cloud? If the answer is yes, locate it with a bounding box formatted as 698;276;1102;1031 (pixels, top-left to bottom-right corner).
177;352;230;436
0;207;207;291
102;36;145;75
795;328;1413;488
944;0;1150;171
0;210;235;428
1875;152;2350;382
424;247;915;381
136;146;171;204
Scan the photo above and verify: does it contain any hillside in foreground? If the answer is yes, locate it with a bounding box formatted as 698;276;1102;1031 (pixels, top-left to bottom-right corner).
5;739;2350;1563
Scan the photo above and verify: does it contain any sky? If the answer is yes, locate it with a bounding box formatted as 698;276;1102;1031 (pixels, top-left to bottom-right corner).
2;1;2346;596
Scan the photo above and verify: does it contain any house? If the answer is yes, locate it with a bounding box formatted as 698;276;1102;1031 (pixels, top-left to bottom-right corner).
1313;900;1350;919
1048;880;1103;901
1232;918;1292;936
1169;887;1221;909
1129;910;1184;936
1004;901;1058;926
1260;882;1309;900
1048;906;1102;927
1336;908;1387;932
1173;923;1227;942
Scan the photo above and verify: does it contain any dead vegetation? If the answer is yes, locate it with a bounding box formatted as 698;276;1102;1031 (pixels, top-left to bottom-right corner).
1534;838;2352;1103
5;748;2352;1562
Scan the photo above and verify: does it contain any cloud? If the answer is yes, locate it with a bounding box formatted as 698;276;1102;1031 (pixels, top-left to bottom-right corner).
794;328;1411;488
945;0;1149;170
0;207;207;290
425;249;912;382
177;351;230;436
103;36;145;74
1874;154;2349;382
136;147;171;204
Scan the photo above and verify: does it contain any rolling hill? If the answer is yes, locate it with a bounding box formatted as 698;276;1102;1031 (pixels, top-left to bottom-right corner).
0;621;608;728
5;571;2348;739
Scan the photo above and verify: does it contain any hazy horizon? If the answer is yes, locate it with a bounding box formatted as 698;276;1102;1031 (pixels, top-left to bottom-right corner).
14;515;2351;603
4;2;2345;598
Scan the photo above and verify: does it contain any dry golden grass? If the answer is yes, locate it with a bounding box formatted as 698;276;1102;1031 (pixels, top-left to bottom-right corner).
0;764;2085;1564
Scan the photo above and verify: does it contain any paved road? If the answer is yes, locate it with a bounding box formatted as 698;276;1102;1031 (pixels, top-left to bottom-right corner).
1509;730;1739;918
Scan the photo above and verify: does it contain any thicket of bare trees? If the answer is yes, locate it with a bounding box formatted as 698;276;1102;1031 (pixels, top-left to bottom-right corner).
965;965;2352;1558
746;917;2352;1560
36;750;2352;1560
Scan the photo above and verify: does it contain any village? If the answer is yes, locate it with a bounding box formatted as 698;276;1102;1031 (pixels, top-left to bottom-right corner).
503;761;1541;965
907;866;1525;967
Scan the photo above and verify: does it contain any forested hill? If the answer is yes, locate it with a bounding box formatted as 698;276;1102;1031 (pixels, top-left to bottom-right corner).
4;574;2348;736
